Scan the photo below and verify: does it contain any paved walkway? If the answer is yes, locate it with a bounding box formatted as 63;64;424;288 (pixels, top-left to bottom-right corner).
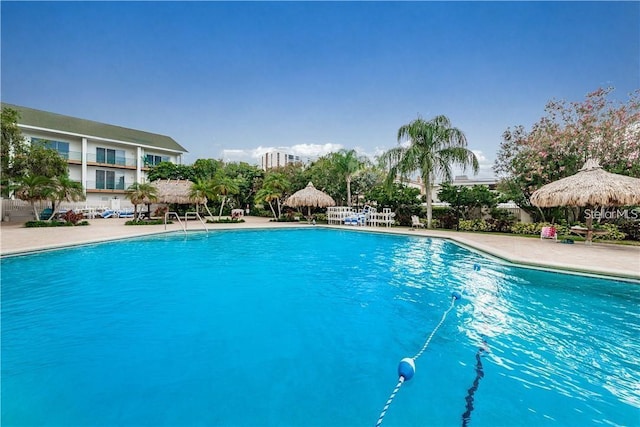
1;217;639;280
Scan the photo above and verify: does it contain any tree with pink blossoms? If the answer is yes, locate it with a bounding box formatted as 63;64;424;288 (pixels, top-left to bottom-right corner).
494;87;640;219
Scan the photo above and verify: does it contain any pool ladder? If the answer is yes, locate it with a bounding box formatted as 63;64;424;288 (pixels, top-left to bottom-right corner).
164;212;209;234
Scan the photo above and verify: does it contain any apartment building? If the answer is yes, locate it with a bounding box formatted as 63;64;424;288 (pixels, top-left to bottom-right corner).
260;150;303;170
3;103;188;205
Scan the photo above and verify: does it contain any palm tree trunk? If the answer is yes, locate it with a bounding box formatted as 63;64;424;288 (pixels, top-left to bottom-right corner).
424;173;433;228
48;201;57;221
32;202;40;221
276;198;282;217
268;201;277;219
204;203;215;219
346;176;352;207
218;196;226;220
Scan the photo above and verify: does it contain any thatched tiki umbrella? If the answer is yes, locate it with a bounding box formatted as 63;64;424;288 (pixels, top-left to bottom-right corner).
144;180;207;217
530;159;640;243
284;182;336;221
149;179;205;204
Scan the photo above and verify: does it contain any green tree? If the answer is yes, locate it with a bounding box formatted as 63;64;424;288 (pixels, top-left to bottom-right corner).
494;87;640;220
437;183;497;220
147;162;195;181
381;115;479;228
192;158;223;181
49;176;85;221
2;107;69;196
1;107;28;195
366;183;422;210
255;172;291;219
330;149;367;206
189;179;216;218
12;175;54;220
211;174;240;220
307;156;341;201
27;144;68;180
125;182;158;221
223;162;263;211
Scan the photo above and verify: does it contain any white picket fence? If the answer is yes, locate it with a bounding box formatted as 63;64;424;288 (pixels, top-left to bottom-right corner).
1;198;134;222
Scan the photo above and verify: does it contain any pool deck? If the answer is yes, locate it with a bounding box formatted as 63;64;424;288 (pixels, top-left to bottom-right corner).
1;217;639;281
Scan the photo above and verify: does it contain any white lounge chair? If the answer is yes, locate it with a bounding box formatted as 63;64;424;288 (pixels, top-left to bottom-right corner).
410;215;425;230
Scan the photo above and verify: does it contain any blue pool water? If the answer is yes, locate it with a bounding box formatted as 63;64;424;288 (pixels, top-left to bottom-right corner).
1;228;639;426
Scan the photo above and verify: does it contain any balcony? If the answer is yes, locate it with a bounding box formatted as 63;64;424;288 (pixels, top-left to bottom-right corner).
85;181;134;193
67;150;83;164
86;153;137;169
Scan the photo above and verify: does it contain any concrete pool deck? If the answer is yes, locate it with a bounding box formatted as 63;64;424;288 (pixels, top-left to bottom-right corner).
1;216;639;280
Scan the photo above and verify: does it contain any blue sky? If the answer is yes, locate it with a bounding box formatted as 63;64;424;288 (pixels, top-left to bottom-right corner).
2;1;638;178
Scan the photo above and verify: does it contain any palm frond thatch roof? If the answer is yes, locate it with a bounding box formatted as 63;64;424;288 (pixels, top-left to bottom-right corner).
530;159;640;208
284;182;336;208
149;179;205;205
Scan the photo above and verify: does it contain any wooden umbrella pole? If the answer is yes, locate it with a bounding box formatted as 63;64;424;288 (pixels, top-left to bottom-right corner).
586;207;593;244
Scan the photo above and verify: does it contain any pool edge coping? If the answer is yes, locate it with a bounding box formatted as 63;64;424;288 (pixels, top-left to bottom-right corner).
2;224;639;283
321;225;640;283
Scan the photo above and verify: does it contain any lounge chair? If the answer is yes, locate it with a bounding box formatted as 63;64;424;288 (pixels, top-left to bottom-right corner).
39;208;53;220
117;210;134;218
540;226;557;241
100;209;116;219
410;215;425;230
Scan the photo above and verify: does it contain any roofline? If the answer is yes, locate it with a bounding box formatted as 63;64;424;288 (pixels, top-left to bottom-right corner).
3;102;188;153
19;123;186;154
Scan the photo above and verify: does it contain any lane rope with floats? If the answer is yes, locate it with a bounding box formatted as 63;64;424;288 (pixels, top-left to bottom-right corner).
375;263;483;426
375;290;463;427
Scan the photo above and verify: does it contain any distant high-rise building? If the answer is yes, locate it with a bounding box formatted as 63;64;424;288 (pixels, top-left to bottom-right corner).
260;150;303;170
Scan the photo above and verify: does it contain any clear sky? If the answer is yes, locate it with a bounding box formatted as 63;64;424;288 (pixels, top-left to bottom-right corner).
2;1;638;178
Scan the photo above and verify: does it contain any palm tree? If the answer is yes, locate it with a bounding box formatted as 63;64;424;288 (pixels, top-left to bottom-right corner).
331;149;366;206
125;182;158;221
12;175;54;221
256;172;291;219
189;179;216;218
49;176;85;220
381;115;479;228
212;174;240;220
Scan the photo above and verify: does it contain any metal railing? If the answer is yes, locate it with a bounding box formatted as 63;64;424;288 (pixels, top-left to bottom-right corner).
184;212;209;233
165;211;186;234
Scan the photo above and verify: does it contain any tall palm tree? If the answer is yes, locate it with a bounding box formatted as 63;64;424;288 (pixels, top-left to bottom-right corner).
331;149;366;206
256;172;291;219
189;179;216;218
12;175;53;221
125;182;158;221
49;176;85;220
212;174;240;220
381;115;479;228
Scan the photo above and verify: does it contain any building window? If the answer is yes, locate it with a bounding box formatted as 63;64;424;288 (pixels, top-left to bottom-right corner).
97;147;126;165
95;170;125;190
144;154;169;167
31;138;70;159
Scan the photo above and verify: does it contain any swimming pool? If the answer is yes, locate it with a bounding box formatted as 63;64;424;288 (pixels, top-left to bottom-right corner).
1;228;638;426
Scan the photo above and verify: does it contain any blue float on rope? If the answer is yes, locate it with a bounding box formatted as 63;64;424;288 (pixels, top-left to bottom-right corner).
473;264;481;271
398;358;415;381
452;291;462;300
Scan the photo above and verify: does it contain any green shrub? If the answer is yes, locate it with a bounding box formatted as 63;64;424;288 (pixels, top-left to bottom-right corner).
510;222;538;235
458;219;490;232
314;213;328;223
25;220;88;228
206;218;245;224
593;223;626;241
617;220;640;241
125;219;169;225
